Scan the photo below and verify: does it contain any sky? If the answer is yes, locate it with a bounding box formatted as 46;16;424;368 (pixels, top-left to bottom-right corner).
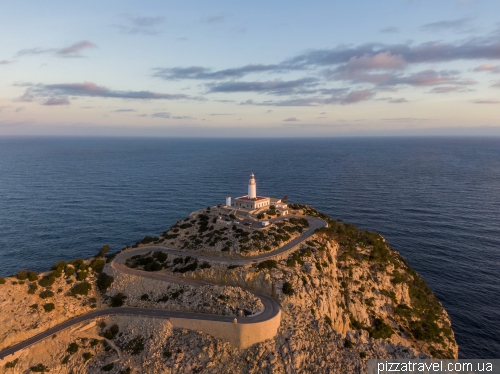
1;0;500;137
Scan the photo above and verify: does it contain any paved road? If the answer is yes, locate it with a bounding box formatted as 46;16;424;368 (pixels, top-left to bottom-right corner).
0;216;326;360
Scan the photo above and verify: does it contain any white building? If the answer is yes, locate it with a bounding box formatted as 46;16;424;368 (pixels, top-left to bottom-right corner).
232;173;271;210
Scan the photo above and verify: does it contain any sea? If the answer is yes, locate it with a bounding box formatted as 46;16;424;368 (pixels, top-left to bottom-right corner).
0;137;498;359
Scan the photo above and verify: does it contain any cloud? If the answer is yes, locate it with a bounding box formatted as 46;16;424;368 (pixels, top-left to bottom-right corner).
379;27;399;34
0;60;15;65
492;81;500;88
206;78;318;95
112;109;137;112
473;63;500;73
115;15;165;35
472;100;500;104
210;113;234;116
283;117;299;121
379;69;476;87
172;116;195;120
16;40;97;58
338;89;375;104
200;13;227;23
20;81;191;102
429;86;470;93
43;97;70;106
378;97;409;103
419;18;472;32
153;64;282;80
152;112;171;118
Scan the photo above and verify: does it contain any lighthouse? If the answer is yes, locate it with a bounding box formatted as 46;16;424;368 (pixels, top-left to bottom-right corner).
248;173;257;199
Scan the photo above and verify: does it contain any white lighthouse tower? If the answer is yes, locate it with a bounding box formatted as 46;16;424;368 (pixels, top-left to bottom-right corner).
248;173;257;199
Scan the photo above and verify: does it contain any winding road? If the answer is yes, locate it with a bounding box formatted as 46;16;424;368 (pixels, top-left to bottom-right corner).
0;216;326;360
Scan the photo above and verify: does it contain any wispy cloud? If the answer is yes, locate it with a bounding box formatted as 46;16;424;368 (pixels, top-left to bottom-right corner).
0;60;15;65
112;109;137;112
206;78;318;95
210;113;234;116
153;64;283;80
114;15;165;35
200;13;228;23
283;117;299;121
18;82;192;103
473;63;500;73
43;97;70;106
379;27;399;34
16;40;97;58
152;112;171;118
472;99;500;104
419;18;472;32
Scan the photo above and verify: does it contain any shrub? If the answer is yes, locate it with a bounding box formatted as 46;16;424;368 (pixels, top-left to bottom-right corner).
17;269;28;280
39;290;54;299
111;293;125;307
360;351;367;358
124;336;145;355
70;282;92;296
43;303;55;312
141;294;149;300
282;282;294;296
90;257;105;273
5;358;19;368
257;213;265;219
30;363;49;372
144;262;162;272
30;303;38;310
102;363;114;371
141;236;156;244
97;273;114;291
344;340;354;348
66;342;79;354
76;271;88;281
173;262;198;273
200;261;211;269
64;267;75;277
28;271;39;281
153;251;168;263
257;260;278;270
227;265;240;270
97;244;110;257
28;282;38;294
0;276;5;284
61;355;70;365
51;260;67;271
82;352;93;361
38;275;56;288
69;258;86;271
368;318;394;339
102;324;119;339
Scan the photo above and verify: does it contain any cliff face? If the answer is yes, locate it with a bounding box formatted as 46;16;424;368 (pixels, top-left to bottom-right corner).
0;205;458;373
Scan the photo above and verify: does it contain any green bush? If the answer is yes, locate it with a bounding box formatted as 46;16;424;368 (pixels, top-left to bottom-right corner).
28;282;38;294
30;303;38;310
124;335;145;355
28;271;39;281
5;358;19;368
282;282;294;296
368;318;394;339
227;265;240;270
200;261;211;269
90;257;105;273
102;324;119;339
97;273;114;291
64;267;75;277
82;352;93;361
70;282;92;296
17;269;28;280
153;251;168;263
97;244;110;257
66;342;79;354
30;363;49;372
0;276;5;284
144;261;162;272
51;260;67;271
38;275;55;288
43;303;55;312
39;290;54;299
140;294;149;300
76;271;88;281
257;260;278;270
102;363;114;372
173;262;198;273
111;293;125;307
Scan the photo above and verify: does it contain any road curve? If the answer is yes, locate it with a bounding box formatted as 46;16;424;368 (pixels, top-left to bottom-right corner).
0;216;326;360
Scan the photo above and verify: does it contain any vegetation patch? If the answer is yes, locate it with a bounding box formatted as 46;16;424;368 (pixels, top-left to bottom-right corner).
97;273;114;291
70;281;92;296
43;303;55;312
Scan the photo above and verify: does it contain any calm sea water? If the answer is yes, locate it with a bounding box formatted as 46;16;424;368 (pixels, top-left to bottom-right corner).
0;137;498;358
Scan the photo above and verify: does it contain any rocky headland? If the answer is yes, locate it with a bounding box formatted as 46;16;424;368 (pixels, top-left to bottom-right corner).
0;204;458;373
